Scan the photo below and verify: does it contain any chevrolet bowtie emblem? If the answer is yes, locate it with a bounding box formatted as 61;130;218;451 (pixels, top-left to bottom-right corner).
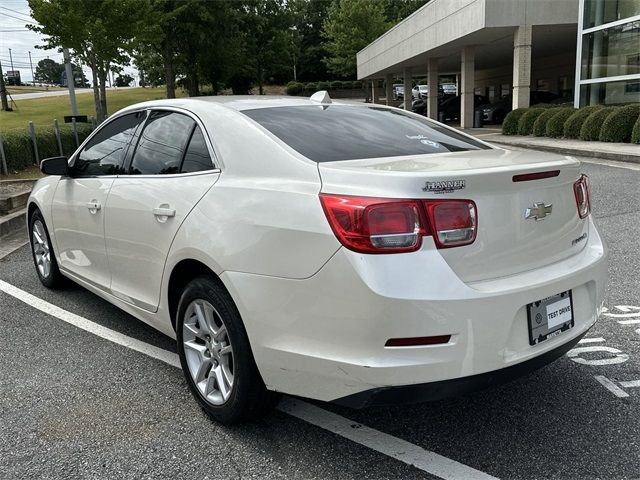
525;202;553;221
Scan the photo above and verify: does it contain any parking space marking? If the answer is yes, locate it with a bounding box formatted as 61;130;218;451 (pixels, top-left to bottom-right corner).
0;279;180;368
0;279;498;480
280;398;498;480
594;376;629;398
619;380;640;389
579;337;605;343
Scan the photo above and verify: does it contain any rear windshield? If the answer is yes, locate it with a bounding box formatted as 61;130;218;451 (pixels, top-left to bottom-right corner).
242;105;490;162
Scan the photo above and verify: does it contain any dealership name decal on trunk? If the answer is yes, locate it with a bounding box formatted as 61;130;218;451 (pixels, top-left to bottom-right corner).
422;179;466;194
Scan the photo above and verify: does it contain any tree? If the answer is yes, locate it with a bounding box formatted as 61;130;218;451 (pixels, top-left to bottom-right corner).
34;58;64;84
322;0;391;78
290;0;335;82
382;0;430;23
28;0;146;122
115;73;134;87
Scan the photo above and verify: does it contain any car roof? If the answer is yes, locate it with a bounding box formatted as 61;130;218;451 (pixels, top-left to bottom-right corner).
116;95;366;115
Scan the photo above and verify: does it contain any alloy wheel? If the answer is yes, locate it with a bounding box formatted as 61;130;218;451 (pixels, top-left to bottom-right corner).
32;219;51;279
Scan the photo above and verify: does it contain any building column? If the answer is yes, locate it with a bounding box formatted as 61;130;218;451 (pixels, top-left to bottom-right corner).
403;67;413;111
460;46;475;129
512;25;532;110
371;80;380;104
427;58;439;120
385;73;393;105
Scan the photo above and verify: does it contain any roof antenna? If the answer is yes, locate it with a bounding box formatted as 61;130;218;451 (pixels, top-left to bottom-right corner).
310;90;332;105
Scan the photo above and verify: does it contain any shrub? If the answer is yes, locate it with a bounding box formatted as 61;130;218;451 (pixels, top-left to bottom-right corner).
563;105;603;139
599;104;640;143
532;107;564;136
517;108;545;135
341;81;353;89
2;123;93;172
304;82;317;91
285;81;303;96
545;107;575;138
579;107;619;141
632;114;640;144
329;80;343;90
502;108;528;135
316;81;330;90
352;80;363;89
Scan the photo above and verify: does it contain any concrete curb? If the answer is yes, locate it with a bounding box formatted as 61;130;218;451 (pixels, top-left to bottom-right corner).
0;208;27;238
484;139;640;164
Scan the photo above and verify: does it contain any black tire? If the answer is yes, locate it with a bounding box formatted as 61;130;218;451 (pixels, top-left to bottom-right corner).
176;276;280;424
29;209;66;289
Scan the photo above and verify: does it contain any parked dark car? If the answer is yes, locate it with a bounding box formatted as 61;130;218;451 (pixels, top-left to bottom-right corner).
411;93;456;115
477;91;560;124
439;95;489;122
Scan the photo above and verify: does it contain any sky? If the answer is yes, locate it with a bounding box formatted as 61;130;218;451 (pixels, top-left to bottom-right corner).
0;0;138;86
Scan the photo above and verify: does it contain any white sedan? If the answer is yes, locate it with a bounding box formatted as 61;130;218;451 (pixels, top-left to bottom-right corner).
28;92;607;424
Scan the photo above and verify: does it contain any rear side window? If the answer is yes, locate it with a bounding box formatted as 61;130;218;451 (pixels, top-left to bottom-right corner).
73;112;143;176
181;126;214;173
243;106;490;162
130;111;195;175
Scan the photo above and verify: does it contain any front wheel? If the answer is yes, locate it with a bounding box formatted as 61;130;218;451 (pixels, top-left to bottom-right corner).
176;276;279;424
29;209;65;289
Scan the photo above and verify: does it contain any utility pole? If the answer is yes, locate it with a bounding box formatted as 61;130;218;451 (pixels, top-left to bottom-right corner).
0;59;10;111
8;48;14;72
28;51;35;86
62;48;78;116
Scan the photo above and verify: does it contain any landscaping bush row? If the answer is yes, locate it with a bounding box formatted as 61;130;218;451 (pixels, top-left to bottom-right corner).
1;124;93;172
286;80;364;95
503;103;640;143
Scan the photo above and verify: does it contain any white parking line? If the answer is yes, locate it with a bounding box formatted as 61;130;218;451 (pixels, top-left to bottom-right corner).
594;375;629;398
0;279;498;480
579;337;605;343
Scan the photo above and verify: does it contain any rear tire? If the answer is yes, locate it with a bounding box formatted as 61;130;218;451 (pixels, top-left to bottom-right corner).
176;276;280;424
29;209;65;289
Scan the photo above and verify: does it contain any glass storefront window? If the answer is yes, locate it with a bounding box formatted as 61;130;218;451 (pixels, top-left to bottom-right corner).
579;78;640;106
583;0;640;29
581;21;640;79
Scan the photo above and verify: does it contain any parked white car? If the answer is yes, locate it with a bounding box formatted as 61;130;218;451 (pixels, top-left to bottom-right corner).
412;85;428;99
28;92;607;424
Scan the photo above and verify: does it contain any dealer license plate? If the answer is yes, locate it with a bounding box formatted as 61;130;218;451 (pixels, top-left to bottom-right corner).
527;290;574;346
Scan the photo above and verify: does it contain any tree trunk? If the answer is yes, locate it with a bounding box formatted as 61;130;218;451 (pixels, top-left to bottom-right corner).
91;68;103;122
163;39;176;99
98;69;108;121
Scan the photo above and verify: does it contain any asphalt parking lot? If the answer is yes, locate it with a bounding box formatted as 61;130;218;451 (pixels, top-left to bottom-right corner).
1;154;639;480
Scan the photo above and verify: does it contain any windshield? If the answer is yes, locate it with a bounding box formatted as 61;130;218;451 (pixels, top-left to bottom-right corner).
242;105;490;163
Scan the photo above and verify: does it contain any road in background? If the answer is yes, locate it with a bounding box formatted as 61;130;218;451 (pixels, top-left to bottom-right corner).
1;155;638;479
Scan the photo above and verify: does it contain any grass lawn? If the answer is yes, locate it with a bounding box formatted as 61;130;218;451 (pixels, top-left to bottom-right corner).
0;165;43;180
0;87;179;133
7;85;66;94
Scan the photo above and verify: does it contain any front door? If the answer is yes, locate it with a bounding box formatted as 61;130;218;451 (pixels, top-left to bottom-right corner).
51;112;144;289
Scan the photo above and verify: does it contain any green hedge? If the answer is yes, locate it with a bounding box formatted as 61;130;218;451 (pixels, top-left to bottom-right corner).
285;81;303;95
353;80;363;89
2;124;93;172
632;115;640;144
532;107;563;136
502;108;528;135
580;107;619;141
329;80;343;89
517;108;545;135
545;107;575;138
599;104;640;143
563;105;603;139
303;82;317;91
316;81;330;90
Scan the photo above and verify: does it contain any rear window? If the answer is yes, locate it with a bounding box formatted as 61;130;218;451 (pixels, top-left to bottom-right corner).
242;105;490;162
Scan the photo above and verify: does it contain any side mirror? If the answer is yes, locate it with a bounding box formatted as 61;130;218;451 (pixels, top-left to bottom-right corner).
40;156;69;176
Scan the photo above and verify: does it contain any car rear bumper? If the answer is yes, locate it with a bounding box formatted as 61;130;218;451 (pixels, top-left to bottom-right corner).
332;329;586;408
221;218;607;404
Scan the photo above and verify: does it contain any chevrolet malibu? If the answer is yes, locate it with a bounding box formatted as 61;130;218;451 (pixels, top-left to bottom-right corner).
28;92;607;424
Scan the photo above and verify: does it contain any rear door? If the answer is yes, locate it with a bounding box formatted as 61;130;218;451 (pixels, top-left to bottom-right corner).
52;111;144;289
105;109;220;312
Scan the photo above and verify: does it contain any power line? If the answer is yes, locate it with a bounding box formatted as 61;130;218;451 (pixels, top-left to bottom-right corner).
0;11;37;24
0;5;35;22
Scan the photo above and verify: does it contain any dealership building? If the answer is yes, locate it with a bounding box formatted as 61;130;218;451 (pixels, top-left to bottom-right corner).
357;0;640;127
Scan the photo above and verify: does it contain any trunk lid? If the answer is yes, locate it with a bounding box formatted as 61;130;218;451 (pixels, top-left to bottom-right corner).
318;149;587;283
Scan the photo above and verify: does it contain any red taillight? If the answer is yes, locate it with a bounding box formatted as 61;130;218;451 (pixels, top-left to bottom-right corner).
424;200;477;248
573;174;591;219
319;194;477;254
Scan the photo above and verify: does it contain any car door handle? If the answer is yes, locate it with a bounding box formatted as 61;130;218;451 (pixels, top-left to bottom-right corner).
86;200;101;213
153;207;176;218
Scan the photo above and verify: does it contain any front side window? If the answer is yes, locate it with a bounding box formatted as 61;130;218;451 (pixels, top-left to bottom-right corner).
130;111;195;175
243;106;489;162
73;112;143;176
